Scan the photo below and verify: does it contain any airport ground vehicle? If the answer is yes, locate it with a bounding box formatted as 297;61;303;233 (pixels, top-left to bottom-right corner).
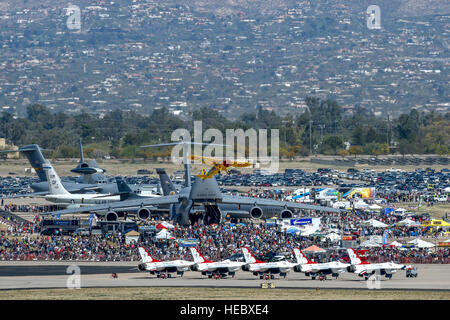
406;268;418;278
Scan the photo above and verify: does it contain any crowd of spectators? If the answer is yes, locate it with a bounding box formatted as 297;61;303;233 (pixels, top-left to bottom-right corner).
0;233;140;261
0;187;448;263
1;215;448;263
3;203;60;214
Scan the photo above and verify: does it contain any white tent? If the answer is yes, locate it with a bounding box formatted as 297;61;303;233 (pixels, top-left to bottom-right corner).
394;208;407;215
396;218;421;227
322;232;340;242
354;200;369;210
155;229;175;240
300;225;317;236
361;219;388;228
407;238;435;248
125;231;140;244
332;201;350;209
360;240;381;248
388;241;404;247
369;204;382;210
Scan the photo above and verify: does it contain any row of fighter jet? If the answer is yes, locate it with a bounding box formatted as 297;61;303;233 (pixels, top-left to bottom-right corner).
137;247;413;281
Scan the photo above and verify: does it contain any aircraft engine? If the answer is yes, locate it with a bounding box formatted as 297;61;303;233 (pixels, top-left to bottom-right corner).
105;211;118;222
138;263;146;271
249;206;263;219
347;265;356;273
137;208;151;221
280;209;293;219
242;265;250;271
293;265;302;272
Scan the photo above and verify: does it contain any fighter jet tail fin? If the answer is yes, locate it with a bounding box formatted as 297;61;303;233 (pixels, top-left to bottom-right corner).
138;247;160;263
241;247;263;264
115;177;137;201
190;247;212;264
347;248;364;265
293;248;315;264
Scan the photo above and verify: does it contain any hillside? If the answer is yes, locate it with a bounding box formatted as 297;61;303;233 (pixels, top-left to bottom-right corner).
0;0;448;117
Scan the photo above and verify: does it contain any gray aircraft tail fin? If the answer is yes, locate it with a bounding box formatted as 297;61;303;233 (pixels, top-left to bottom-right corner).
71;139;106;184
79;139;85;163
156;168;177;196
0;145;48;181
115;177;135;201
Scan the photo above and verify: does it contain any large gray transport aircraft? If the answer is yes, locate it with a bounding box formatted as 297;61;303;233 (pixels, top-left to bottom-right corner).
45;143;341;225
45;171;341;225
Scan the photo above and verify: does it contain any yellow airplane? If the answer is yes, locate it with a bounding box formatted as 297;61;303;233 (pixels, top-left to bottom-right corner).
189;155;252;180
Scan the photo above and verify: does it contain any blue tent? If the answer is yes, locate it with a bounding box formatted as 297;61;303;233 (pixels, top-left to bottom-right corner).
286;227;299;234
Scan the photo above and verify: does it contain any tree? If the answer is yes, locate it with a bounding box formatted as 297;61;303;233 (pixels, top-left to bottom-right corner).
320;135;343;155
337;149;349;158
348;145;363;157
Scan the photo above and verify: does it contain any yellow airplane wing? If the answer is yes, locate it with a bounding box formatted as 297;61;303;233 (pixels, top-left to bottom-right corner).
229;160;252;167
190;155;251;179
189;154;217;166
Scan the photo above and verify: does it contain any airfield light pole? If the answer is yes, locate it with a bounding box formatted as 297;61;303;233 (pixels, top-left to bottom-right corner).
387;114;391;147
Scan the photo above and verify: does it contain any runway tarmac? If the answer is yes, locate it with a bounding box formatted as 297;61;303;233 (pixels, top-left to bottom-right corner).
0;262;449;291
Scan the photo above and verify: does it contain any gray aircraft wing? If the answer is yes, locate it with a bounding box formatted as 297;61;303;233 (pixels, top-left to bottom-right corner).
69;186;102;192
42;195;180;216
220;195;342;213
1;186;102;199
0;191;49;199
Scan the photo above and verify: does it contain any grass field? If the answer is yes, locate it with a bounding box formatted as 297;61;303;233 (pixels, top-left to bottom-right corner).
0;158;448;177
411;202;450;220
0;287;449;300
